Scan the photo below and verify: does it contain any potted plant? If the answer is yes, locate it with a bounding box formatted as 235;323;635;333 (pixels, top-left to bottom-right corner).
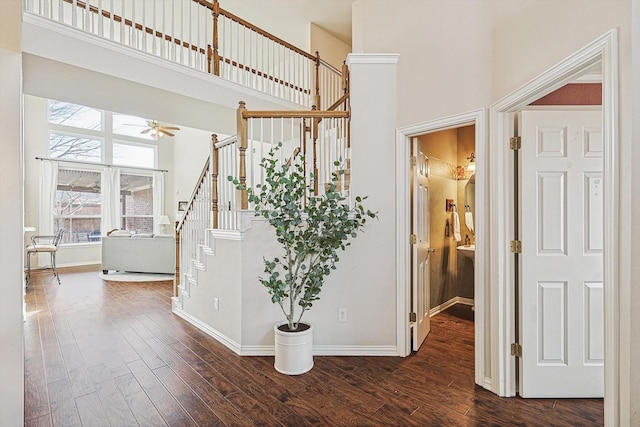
231;143;376;374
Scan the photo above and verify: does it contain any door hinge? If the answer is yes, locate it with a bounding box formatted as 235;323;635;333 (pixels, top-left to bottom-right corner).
410;156;417;167
511;342;522;358
510;240;522;253
410;312;417;322
510;136;521;150
410;234;417;245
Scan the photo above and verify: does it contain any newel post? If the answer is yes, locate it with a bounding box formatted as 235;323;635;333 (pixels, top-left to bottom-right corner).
311;105;319;195
174;220;180;297
212;0;220;76
237;101;248;210
211;134;219;228
342;60;350;96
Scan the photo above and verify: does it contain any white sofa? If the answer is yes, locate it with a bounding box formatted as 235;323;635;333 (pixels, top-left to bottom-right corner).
101;234;175;275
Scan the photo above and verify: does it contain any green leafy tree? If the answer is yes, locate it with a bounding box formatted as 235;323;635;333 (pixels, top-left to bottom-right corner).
231;143;376;331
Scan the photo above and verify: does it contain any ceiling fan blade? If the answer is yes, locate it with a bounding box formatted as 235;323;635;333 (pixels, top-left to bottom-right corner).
162;130;175;137
141;129;151;134
162;126;181;130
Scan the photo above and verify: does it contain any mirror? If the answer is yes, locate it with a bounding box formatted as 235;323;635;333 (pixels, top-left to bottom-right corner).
464;174;475;234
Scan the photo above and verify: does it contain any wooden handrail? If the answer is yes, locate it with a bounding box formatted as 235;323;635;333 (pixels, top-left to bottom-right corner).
242;110;350;119
58;0;343;109
214;135;237;149
176;158;211;232
62;0;206;55
218;57;311;94
327;93;350;112
198;0;316;61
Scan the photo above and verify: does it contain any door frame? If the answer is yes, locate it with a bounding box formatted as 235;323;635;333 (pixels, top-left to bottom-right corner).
395;108;489;389
490;29;619;421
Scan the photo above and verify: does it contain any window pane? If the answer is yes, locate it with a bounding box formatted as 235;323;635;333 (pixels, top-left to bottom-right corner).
55;219;102;243
112;113;155;140
50;133;102;162
121;174;153;215
48;100;102;130
120;174;153;234
113;142;155;168
55;169;102;243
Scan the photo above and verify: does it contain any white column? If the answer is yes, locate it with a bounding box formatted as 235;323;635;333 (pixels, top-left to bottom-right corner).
341;53;400;349
0;0;25;424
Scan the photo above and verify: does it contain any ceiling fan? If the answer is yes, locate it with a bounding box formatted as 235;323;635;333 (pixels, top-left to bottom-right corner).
141;120;180;138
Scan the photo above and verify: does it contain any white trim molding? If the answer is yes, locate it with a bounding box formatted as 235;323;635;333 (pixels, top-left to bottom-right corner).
172;307;243;354
489;30;619;425
429;297;475;317
347;53;400;65
171;308;400;357
395;108;488;390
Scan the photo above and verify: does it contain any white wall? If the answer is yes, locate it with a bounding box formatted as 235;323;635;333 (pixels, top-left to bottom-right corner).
350;0;636;421
310;23;351;70
171;127;221;224
630;0;640;423
352;0;494;127
0;0;24;424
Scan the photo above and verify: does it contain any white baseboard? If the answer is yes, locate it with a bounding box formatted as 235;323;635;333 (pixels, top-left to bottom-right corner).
31;261;101;270
483;376;492;390
172;307;400;357
429;296;474;317
172;307;243;355
312;345;399;356
236;344;399;357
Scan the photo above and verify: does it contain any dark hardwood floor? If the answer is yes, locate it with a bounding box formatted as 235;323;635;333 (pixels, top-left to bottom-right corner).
24;266;603;426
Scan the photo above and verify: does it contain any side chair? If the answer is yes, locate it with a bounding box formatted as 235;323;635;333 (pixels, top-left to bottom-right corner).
26;229;65;286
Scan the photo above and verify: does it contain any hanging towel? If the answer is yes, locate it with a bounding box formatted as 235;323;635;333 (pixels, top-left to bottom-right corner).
465;211;474;233
452;211;462;242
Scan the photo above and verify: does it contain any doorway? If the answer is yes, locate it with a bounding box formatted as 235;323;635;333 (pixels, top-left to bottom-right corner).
396;109;489;389
410;126;477;351
491;30;618;420
518;108;604;398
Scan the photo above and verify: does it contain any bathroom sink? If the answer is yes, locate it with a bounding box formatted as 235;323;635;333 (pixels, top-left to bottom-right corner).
457;245;475;263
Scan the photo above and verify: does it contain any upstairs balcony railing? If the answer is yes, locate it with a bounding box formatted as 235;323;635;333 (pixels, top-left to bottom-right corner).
24;0;345;109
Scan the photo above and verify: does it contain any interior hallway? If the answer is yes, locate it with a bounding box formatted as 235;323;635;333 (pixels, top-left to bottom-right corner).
24;266;603;426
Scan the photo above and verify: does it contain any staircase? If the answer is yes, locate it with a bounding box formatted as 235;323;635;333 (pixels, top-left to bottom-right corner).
25;0;354;351
173;96;352;312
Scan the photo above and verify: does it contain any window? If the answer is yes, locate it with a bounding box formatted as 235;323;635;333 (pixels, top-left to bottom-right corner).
112;113;155;140
120;174;153;233
49;132;103;162
45;100;164;244
48;100;102;130
113;141;155;168
54;169;102;243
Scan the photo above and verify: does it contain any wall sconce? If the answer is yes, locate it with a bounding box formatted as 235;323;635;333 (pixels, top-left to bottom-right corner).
467;152;476;172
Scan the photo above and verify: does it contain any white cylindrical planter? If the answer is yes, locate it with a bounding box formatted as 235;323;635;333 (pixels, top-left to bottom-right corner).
274;322;313;375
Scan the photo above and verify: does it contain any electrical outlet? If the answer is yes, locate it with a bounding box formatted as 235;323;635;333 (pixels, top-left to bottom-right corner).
213;298;219;310
338;308;347;322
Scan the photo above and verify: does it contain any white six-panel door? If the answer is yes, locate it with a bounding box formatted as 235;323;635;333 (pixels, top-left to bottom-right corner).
412;138;431;351
520;110;603;397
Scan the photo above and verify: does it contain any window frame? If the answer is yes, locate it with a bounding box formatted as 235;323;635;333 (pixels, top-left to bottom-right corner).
54;166;103;246
47;100;162;245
